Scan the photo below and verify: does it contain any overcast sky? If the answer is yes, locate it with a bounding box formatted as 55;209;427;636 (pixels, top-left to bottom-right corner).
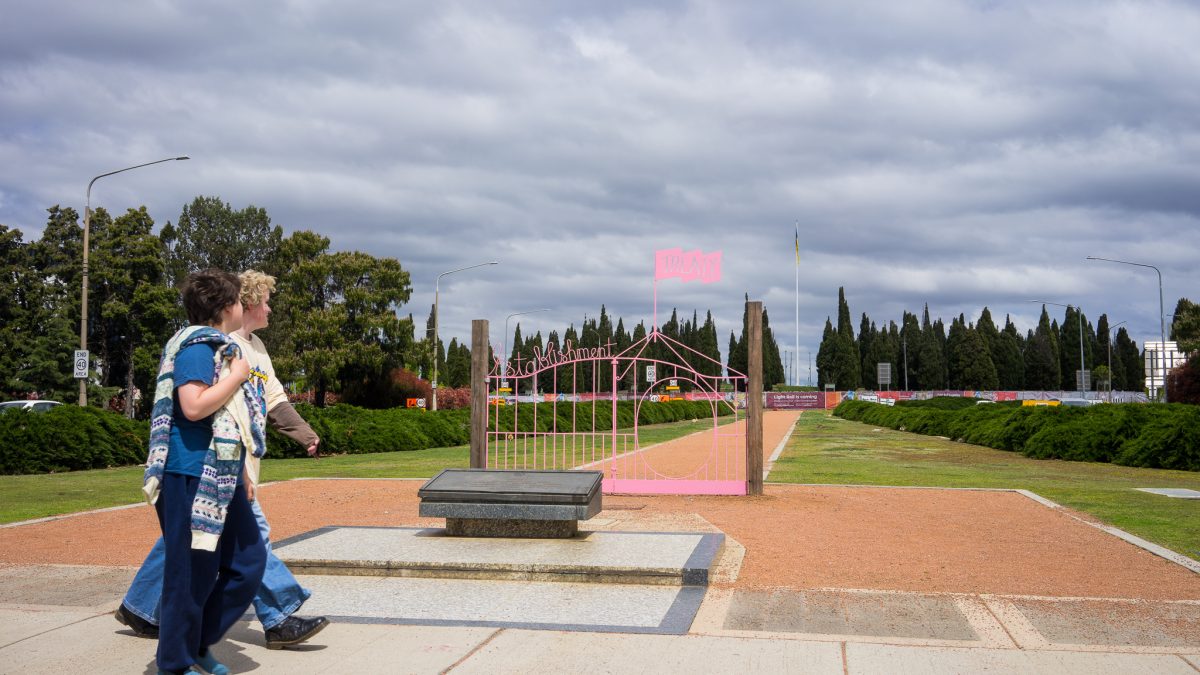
3;0;1198;383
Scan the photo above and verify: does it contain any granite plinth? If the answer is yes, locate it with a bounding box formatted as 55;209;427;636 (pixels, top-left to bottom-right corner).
419;468;603;505
419;469;603;538
447;517;577;538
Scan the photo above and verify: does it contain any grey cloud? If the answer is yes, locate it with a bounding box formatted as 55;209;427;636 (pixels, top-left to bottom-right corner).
2;0;1199;377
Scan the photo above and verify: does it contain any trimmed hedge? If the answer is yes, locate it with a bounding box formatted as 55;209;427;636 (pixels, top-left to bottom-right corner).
834;399;1200;471
1;399;735;474
268;400;733;457
0;406;148;474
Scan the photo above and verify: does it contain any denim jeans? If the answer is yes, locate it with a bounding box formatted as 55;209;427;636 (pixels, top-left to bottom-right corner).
124;498;311;630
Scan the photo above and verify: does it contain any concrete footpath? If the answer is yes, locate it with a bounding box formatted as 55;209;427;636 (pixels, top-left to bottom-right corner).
2;565;1198;674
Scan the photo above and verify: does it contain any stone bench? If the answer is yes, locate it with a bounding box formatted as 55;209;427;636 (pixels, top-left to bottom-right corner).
418;469;603;539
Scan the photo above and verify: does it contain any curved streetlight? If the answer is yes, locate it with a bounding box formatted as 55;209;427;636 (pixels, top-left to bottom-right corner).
1085;256;1167;402
79;156;190;406
1105;320;1127;403
1029;300;1087;396
432;261;499;410
503;309;551;390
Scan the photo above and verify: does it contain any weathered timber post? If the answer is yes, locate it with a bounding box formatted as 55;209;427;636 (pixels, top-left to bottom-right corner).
746;301;764;495
470;319;489;468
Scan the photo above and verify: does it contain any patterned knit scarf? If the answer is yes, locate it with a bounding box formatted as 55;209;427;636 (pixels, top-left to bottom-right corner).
142;325;268;551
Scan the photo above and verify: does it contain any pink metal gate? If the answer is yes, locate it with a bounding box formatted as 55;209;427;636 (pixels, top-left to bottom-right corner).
485;328;747;495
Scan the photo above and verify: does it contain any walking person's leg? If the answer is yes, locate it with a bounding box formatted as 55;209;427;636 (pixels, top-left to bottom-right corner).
197;487;266;665
249;499;329;647
116;537;165;636
157;473;221;674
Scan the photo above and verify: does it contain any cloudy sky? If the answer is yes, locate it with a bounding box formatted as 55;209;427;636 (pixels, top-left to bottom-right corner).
3;0;1198;383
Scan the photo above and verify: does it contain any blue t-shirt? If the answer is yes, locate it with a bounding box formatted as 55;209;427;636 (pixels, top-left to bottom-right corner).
165;342;243;481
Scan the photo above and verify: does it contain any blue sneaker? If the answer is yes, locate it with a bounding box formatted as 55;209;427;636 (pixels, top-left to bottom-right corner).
195;649;229;675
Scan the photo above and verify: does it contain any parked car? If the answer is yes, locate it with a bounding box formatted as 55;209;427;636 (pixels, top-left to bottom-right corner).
0;400;62;413
1058;398;1096;407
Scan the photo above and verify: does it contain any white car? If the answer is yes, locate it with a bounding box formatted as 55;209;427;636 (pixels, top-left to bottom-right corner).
1058;398;1097;407
0;400;62;413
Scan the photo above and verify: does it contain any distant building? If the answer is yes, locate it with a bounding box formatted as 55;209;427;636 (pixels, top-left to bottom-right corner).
1144;341;1186;400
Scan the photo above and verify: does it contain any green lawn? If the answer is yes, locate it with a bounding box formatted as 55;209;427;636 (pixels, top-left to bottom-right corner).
770;410;1200;558
0;417;730;524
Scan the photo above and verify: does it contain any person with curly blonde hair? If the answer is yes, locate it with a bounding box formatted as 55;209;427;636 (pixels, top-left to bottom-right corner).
119;270;330;653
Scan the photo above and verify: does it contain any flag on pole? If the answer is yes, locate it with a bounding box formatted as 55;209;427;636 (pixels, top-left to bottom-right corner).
794;224;800;265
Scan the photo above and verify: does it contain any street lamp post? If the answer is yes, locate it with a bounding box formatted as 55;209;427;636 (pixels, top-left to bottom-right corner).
503;309;551;395
79;156;189;406
1106;320;1127;403
432;261;499;410
1030;300;1087;396
1085;257;1168;403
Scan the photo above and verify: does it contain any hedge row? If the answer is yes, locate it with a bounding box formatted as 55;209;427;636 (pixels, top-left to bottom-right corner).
269;400;734;457
0;406;148;474
1;399;735;474
834;398;1200;471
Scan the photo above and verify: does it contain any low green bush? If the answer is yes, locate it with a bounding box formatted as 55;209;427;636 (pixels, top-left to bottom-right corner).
834;400;1200;471
0;406;148;474
2;398;737;474
269;400;730;458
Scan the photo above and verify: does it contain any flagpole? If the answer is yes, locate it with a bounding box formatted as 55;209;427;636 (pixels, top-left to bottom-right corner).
794;222;800;387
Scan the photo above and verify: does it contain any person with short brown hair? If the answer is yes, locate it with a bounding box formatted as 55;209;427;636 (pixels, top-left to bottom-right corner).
119;270;329;651
142;269;266;675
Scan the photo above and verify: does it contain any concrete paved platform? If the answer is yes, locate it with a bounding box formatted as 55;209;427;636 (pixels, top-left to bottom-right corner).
3;609;1197;675
298;574;705;634
275;526;724;585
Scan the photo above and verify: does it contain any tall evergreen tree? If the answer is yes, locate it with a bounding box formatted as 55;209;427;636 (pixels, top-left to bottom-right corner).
1116;329;1142;393
161;196;283;286
948;316;999;390
761;308;786;389
815;318;836;389
995;316;1025;390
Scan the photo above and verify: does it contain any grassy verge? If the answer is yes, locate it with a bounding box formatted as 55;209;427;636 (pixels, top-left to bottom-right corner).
0;417;730;524
770;410;1200;558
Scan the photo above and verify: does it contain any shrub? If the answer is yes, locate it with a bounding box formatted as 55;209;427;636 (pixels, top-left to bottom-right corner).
0;406;148;474
833;400;1200;471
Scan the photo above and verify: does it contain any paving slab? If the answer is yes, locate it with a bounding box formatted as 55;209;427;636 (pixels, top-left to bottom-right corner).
722;589;978;641
1136;488;1200;499
845;642;1199;674
0;609;496;675
449;629;846;674
0;564;135;607
1011;598;1200;648
275;526;723;585
295;573;706;634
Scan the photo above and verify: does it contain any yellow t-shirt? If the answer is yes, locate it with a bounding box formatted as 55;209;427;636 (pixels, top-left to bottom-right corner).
230;331;285;486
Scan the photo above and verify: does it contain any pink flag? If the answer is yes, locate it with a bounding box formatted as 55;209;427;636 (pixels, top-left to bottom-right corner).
655;248;722;284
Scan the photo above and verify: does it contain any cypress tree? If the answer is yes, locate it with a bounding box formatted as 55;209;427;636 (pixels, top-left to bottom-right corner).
815;318;836;389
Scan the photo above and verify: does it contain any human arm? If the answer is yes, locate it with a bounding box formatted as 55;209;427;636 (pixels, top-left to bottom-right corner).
268;401;321;456
177;352;250;421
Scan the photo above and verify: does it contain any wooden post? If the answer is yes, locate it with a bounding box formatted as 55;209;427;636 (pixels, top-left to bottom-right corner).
470;319;489;469
746;301;764;495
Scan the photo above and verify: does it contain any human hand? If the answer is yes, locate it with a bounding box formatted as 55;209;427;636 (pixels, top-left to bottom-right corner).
306;437;321;458
245;477;256;502
229;354;250;382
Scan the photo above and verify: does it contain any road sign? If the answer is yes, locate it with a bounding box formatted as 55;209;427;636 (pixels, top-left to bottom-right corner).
73;350;89;379
646;366;656;383
1075;370;1091;391
877;363;892;386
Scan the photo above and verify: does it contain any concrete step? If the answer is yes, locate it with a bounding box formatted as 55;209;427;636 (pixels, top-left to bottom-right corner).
274;526;724;586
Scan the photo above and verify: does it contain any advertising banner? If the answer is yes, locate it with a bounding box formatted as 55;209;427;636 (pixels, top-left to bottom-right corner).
765;391;824;409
